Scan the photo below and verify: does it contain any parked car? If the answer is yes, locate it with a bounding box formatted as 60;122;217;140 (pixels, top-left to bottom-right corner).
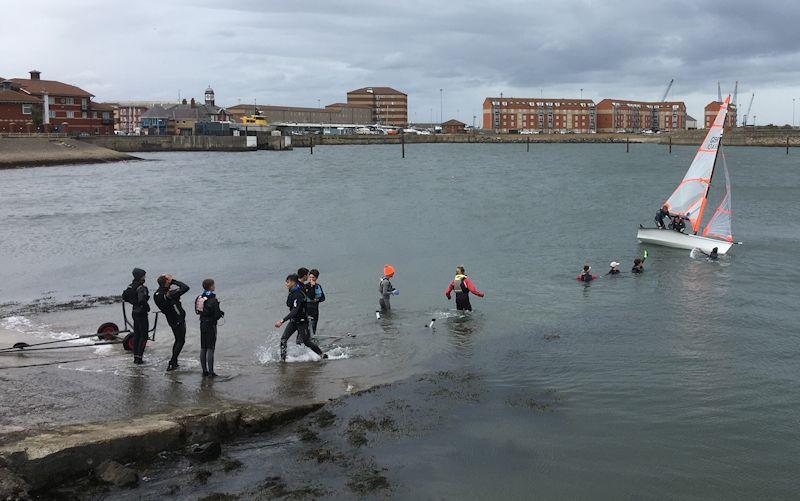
642;129;654;135
417;129;432;135
615;129;627;134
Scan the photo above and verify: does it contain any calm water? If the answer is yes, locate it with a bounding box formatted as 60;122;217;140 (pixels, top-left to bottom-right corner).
1;144;798;498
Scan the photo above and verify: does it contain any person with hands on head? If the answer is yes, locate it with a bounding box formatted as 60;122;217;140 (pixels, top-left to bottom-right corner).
154;274;190;372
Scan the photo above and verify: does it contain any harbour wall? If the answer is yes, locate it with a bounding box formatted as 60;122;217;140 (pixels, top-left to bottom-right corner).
83;134;292;152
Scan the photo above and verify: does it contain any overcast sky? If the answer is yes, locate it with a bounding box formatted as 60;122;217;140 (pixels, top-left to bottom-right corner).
2;0;798;125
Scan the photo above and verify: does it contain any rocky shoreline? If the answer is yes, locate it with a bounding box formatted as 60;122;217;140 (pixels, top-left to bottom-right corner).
0;401;323;498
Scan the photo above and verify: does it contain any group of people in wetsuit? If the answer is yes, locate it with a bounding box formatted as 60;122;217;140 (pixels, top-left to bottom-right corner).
655;204;690;233
122;263;485;373
578;251;647;283
123;269;223;375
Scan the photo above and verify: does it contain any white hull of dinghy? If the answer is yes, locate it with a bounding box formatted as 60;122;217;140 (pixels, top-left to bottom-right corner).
636;228;733;255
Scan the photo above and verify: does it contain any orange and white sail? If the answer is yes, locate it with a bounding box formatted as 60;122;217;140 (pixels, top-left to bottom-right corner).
665;95;729;233
702;151;733;242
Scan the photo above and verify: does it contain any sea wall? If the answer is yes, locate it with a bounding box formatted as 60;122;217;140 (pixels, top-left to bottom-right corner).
663;128;800;146
0;137;138;168
293;132;659;147
84;134;292;152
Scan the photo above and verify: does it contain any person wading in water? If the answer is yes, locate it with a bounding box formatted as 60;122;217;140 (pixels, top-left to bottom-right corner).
275;274;327;362
154;274;190;372
445;266;485;311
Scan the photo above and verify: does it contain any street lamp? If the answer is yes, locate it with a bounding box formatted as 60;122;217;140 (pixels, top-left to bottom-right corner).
580;88;583;99
793;98;796;127
439;88;443;124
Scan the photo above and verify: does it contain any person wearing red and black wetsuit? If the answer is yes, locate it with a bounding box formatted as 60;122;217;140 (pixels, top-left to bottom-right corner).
445;266;485;311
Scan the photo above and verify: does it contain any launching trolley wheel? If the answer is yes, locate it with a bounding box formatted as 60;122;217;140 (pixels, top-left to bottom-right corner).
96;322;120;341
122;333;135;352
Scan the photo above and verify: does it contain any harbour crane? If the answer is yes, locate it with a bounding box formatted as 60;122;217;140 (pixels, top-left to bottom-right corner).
659;78;674;102
717;82;722;102
742;92;755;126
732;81;738;107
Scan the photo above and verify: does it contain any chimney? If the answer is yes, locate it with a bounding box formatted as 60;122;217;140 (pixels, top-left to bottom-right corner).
190;98;196;108
29;70;41;80
182;98;187;105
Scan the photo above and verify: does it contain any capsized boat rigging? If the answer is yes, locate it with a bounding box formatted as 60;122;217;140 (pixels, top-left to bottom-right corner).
637;95;737;254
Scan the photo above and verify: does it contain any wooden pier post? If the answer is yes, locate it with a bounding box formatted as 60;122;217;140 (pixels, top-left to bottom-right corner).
310;136;313;155
401;132;405;158
527;136;530;152
626;137;629;153
669;135;672;153
787;136;790;155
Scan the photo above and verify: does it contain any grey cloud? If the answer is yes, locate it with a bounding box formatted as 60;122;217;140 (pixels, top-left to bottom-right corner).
1;0;798;124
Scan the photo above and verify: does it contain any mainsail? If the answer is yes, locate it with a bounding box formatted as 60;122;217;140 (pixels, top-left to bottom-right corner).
702;150;733;242
665;95;730;233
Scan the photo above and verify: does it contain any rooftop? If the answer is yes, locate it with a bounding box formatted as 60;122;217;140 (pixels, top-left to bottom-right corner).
0;88;42;104
10;77;93;98
348;87;406;96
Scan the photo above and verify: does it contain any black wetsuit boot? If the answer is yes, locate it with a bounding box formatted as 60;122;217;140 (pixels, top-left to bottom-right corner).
169;322;186;369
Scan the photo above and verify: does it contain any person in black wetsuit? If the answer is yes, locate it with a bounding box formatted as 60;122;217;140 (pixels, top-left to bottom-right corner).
655;205;671;229
579;265;595;282
306;269;325;336
607;262;621;275
669;215;687;233
274;273;326;362
632;258;645;273
124;267;150;365
698;247;719;260
196;278;224;377
154;274;190;372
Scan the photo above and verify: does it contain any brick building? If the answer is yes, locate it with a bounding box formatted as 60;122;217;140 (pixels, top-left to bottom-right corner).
595;99;686;132
442;119;466;134
482;97;596;133
0;79;42;133
704;101;737;128
346;87;408;126
139;88;232;136
110;101;178;134
10;70;113;135
226;102;372;125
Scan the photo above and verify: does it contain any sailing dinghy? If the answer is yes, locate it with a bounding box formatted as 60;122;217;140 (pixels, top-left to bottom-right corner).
637;95;736;254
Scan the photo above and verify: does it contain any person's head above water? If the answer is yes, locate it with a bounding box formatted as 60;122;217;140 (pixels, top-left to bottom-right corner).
383;264;395;278
633;258;642;265
583;265;591;273
610;261;620;270
285;273;299;289
456;266;465;276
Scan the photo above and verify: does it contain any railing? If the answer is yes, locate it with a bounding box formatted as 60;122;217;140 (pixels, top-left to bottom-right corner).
0;132;68;138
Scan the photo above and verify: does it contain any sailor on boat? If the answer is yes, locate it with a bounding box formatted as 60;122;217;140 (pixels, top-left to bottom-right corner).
655;205;671;229
668;214;687;233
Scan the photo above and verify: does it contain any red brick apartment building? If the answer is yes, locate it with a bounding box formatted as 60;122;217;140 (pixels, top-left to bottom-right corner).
704;101;737;128
8;70;113;135
346;87;408;126
0;79;42;133
482;98;597;133
595;99;686;132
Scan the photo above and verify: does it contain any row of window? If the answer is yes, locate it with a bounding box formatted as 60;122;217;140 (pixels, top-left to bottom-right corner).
45;110;110;119
491;101;595;108
46;96;89;107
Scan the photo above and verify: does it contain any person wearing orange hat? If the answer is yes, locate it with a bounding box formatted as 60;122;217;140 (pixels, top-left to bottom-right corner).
379;264;398;312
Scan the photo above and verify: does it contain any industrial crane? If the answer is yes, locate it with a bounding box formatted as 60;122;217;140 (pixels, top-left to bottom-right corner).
659;78;674;102
742;93;755;126
717;82;722;102
732;81;738;107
